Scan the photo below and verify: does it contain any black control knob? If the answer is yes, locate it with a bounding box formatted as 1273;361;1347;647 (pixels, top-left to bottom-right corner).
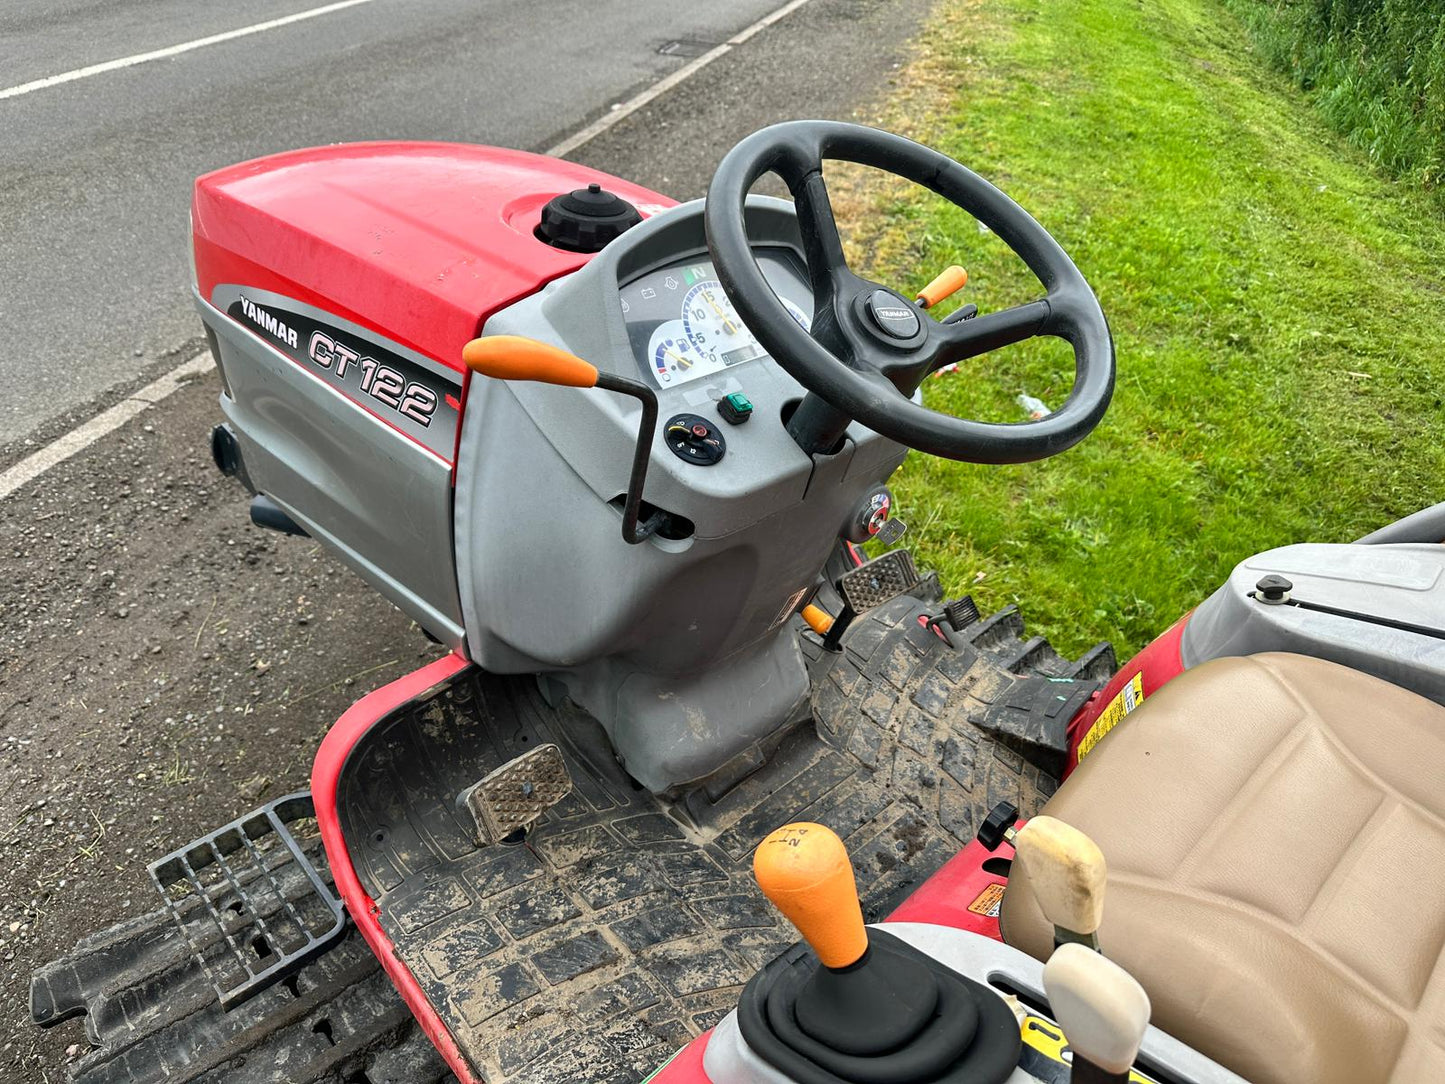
1255;574;1293;605
977;801;1019;851
536;183;641;253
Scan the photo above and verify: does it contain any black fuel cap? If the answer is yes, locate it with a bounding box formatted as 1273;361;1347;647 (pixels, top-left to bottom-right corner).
865;289;921;339
536;183;642;253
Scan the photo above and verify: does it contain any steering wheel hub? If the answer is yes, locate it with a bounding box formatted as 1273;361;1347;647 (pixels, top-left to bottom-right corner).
862;288;923;342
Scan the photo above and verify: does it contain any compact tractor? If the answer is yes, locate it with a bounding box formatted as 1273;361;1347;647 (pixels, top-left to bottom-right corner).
32;121;1445;1084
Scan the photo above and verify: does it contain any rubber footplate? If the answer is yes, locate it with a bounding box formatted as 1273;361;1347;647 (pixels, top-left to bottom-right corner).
334;594;1094;1082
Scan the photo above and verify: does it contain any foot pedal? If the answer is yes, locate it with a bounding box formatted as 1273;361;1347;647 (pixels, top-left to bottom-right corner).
837;549;920;613
148;793;346;1011
460;742;573;845
935;596;982;632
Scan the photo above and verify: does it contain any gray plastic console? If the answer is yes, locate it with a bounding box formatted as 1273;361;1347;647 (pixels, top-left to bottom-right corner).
1183;542;1445;702
454;196;910;794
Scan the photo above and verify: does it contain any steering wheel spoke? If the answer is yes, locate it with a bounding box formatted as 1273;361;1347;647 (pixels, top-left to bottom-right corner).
786;168;865;351
792;172;848;284
928;298;1052;371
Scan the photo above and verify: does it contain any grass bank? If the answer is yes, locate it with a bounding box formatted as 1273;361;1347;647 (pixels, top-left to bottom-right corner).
843;0;1445;657
1225;0;1444;204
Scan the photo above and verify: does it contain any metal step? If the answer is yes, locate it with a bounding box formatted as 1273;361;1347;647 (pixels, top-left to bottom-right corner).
148;792;346;1011
32;856;451;1083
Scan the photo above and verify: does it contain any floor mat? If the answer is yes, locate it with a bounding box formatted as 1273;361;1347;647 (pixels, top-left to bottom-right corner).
337;595;1101;1083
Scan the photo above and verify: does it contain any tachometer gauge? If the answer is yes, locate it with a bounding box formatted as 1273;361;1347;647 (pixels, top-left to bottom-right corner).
630;259;816;388
682;281;751;364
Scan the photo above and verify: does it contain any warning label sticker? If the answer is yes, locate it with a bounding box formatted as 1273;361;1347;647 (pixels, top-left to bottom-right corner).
1019;1015;1159;1082
967;883;1006;917
1076;672;1145;763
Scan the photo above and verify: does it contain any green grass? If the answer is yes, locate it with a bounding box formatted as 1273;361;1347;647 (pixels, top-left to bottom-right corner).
845;0;1445;658
1225;0;1445;204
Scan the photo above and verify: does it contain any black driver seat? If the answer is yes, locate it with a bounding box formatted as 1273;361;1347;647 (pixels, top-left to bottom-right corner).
1001;652;1445;1084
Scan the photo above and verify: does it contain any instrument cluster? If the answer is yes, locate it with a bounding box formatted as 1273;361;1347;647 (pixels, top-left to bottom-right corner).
619;250;812;388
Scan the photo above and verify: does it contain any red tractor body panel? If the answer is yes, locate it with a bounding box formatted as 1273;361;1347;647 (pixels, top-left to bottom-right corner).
312;652;475;1082
192;141;674;370
1063;613;1191;775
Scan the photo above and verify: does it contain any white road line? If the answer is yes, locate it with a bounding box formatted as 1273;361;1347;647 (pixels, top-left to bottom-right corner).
0;353;214;501
0;0;817;503
0;0;378;101
545;0;815;157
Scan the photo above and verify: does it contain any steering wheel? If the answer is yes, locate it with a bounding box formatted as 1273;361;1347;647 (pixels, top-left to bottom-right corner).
704;121;1114;464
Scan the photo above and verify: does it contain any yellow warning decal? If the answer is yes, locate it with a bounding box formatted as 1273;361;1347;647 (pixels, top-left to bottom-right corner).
1077;672;1144;763
1021;1014;1157;1082
967;883;1006;917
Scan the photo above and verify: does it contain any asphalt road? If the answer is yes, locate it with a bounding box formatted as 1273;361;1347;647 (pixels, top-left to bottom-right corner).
0;0;794;449
0;0;934;1078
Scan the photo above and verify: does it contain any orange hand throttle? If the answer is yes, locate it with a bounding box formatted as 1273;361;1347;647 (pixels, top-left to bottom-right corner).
460;334;661;545
915;265;969;309
461;335;599;387
754;822;868;969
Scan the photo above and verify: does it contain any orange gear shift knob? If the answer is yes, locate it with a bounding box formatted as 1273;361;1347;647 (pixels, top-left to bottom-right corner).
754;822;869;969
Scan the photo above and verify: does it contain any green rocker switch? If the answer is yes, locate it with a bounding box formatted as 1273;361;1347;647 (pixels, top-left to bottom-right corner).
719;391;753;425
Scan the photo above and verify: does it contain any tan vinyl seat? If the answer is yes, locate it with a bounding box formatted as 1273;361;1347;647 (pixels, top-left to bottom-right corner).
1000;652;1445;1084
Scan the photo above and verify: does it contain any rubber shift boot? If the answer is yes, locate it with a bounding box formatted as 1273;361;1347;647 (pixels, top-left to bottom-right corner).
739;928;1021;1084
794;944;942;1056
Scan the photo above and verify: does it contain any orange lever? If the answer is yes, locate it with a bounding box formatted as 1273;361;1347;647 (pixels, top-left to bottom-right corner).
916;265;969;309
800;604;835;635
754;822;868;969
462;335;599;388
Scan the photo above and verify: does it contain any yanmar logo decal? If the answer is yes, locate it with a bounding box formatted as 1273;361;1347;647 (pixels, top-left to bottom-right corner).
218;286;461;461
236;295;299;350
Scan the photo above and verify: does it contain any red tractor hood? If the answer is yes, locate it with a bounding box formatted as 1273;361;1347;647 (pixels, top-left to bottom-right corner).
192;141;674;371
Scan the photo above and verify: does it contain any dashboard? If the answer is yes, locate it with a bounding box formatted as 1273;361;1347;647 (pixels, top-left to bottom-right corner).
620;248;814;388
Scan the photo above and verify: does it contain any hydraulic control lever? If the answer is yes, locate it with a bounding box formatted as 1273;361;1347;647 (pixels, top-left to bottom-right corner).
1013;815;1107;952
462;335;665;544
1022;815;1150;1082
1044;943;1151;1084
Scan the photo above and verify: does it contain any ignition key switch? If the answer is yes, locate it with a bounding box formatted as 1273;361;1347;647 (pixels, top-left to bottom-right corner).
664;413;726;465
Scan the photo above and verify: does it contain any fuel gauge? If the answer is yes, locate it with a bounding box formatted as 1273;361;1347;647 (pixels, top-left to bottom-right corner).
647;320;702;385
